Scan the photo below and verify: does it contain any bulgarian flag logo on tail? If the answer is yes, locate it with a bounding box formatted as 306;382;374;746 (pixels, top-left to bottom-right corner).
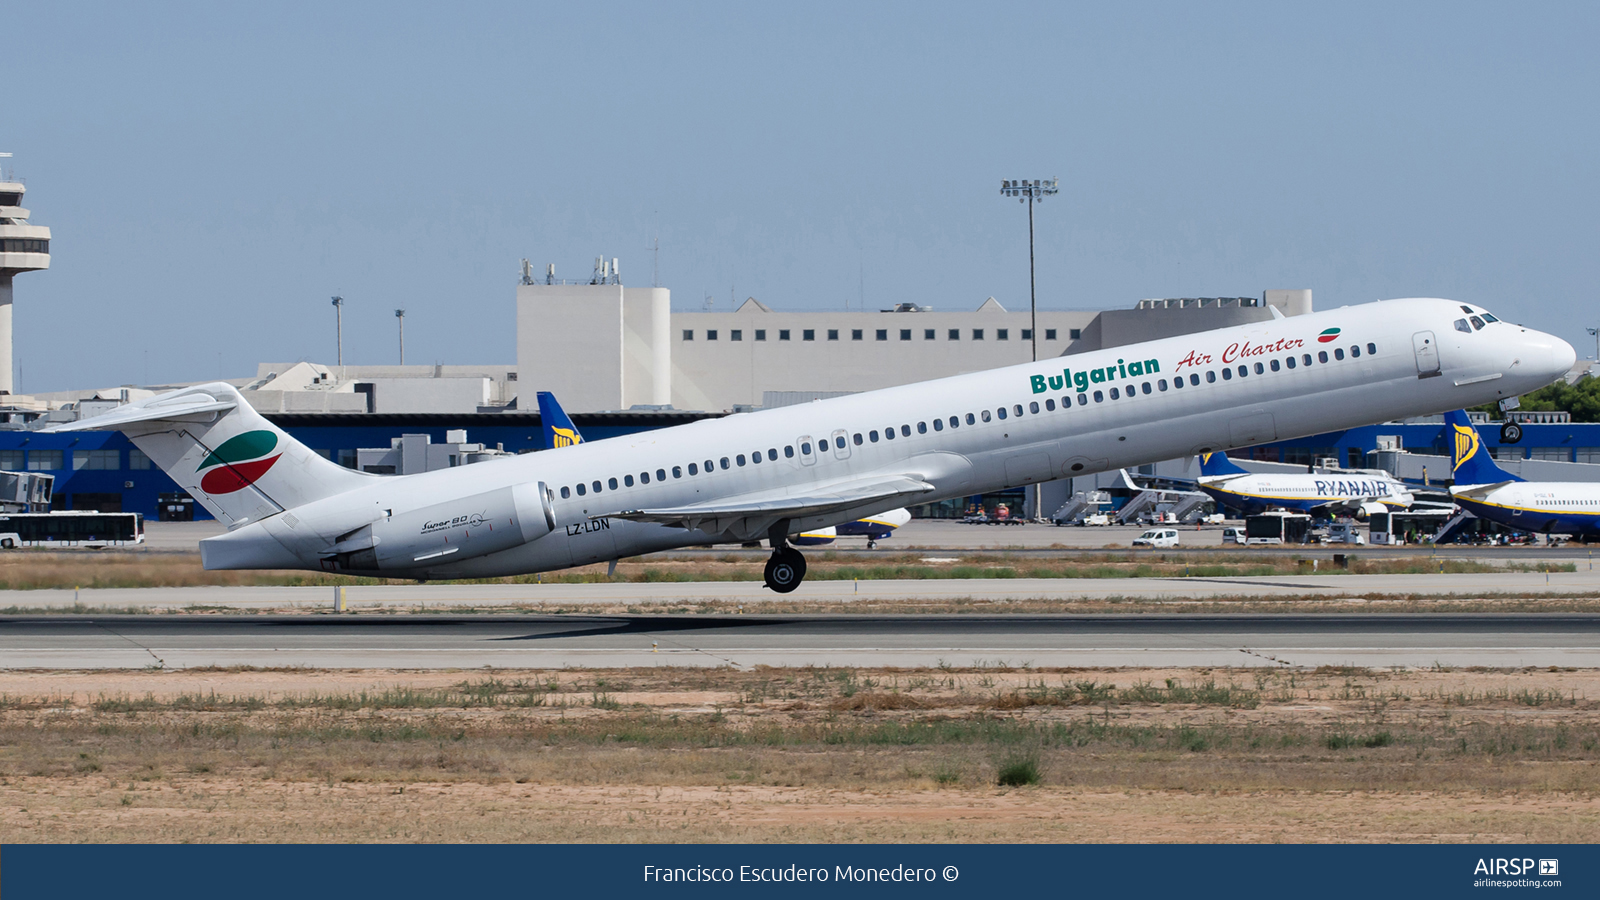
1317;327;1342;343
197;430;281;494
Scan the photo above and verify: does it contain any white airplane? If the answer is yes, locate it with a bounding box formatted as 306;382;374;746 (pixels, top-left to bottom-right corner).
1445;409;1600;538
1196;450;1414;518
50;298;1572;592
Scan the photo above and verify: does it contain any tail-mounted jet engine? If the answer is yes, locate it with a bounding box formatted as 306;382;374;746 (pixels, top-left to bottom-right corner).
323;482;556;572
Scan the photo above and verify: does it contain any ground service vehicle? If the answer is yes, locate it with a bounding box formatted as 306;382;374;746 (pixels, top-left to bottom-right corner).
1133;528;1180;548
1245;511;1314;545
0;511;145;549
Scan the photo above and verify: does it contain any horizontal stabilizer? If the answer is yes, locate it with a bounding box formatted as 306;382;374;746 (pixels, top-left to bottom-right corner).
604;475;935;539
1451;480;1518;500
44;392;236;433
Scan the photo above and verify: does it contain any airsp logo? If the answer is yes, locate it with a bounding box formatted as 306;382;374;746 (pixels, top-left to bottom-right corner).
1540;859;1559;876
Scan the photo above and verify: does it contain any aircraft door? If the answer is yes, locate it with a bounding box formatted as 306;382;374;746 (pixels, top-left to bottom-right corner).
830;429;851;461
1413;331;1441;379
797;436;816;467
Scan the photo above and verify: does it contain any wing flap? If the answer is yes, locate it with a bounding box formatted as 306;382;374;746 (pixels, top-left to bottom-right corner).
603;475;936;539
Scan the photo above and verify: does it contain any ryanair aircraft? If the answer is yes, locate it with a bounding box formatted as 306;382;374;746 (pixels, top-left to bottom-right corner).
1196;450;1414;517
51;298;1573;592
1445;409;1600;537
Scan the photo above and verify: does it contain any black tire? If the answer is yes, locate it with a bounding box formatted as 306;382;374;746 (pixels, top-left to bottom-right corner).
763;548;806;593
1500;422;1524;445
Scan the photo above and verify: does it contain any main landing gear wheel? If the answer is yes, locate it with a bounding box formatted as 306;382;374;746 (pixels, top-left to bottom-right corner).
763;547;807;593
1500;422;1524;444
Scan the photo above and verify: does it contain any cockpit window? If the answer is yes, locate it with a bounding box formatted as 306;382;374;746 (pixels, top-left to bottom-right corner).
1481;313;1499;323
1453;318;1472;334
1460;305;1474;314
1469;315;1485;330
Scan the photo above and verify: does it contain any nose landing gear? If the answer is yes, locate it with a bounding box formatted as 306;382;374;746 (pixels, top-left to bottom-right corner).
763;519;807;593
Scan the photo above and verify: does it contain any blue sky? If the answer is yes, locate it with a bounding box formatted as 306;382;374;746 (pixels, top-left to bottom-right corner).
6;1;1599;390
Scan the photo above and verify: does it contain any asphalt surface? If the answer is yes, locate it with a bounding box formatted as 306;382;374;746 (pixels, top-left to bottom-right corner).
4;613;1596;669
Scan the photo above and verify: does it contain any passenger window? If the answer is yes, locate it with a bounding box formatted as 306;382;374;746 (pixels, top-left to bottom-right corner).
1029;401;1040;414
657;468;666;480
1367;342;1377;354
672;466;682;478
981;410;992;422
933;418;944;431
638;472;648;484
1187;374;1199;386
624;475;634;486
900;425;911;437
884;428;895;440
1349;346;1360;358
704;459;714;471
1318;351;1329;363
853;433;863;445
965;413;975;425
1013;404;1023;416
1045;398;1056;410
688;463;699;475
560;486;571;498
1270;359;1280;372
1237;365;1247;377
1206;371;1217;383
1222;369;1232;380
1253;363;1263;375
1141;382;1152;394
1334;348;1345;360
997;407;1007;420
949;416;959;428
736;454;745;466
593;480;603;493
1454;318;1472;333
836;436;847;449
869;430;879;442
1302;354;1313;366
577;483;587;496
720;457;730;470
1077;393;1089;405
609;477;619;489
1109;387;1120;400
784;446;794;458
767;449;777;461
917;421;928;434
801;443;811;455
1093;390;1104;402
750;451;761;464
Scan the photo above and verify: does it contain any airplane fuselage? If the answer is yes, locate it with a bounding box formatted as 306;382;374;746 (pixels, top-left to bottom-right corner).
1199;473;1412;517
1453;484;1600;536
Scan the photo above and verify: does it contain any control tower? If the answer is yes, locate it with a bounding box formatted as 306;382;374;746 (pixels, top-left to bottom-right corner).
0;155;48;396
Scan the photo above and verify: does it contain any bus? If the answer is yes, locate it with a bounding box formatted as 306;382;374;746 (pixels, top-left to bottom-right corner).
0;511;145;549
1244;511;1313;545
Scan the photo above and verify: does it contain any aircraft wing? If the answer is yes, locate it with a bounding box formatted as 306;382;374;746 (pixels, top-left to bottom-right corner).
602;474;936;541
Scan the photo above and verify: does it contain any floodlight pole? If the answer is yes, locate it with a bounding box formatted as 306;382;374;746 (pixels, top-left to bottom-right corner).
331;296;344;367
1588;326;1598;364
396;309;406;365
999;178;1059;519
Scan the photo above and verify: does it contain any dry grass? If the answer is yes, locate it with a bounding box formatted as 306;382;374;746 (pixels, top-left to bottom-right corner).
1;665;1598;842
0;549;1569;592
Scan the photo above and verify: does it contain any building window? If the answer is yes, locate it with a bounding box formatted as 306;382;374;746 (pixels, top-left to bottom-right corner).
851;329;863;340
998;329;1009;340
28;450;63;471
803;329;815;341
1045;329;1057;340
731;330;743;341
682;330;693;341
1529;447;1571;461
1020;329;1031;340
707;330;718;341
827;329;839;341
754;329;765;341
73;449;120;470
0;450;20;470
1069;328;1081;340
899;329;911;341
779;330;791;341
923;329;935;340
129;449;152;470
972;329;984;340
876;329;888;341
948;329;959;340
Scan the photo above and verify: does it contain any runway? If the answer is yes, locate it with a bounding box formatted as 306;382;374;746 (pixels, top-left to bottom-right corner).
4;613;1596;669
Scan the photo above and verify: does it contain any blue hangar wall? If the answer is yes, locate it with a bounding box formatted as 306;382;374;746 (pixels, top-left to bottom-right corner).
0;411;720;520
6;413;1595;520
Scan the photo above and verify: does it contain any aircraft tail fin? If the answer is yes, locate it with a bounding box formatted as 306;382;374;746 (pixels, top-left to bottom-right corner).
1198;450;1248;477
47;382;372;527
1443;409;1522;485
537;391;584;448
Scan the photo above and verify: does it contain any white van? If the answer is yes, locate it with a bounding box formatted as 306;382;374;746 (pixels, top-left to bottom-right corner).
1221;527;1244;544
1133;528;1180;548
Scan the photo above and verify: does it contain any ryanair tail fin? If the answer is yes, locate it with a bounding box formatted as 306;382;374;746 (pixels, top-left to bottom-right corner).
1198;450;1248;477
46;382;372;527
1443;409;1521;486
537;391;584;449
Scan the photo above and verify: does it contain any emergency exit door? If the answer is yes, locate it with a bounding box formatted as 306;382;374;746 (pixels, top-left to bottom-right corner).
1412;331;1440;378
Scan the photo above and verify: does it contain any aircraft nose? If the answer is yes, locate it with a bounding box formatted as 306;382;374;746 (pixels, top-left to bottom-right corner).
1546;334;1578;379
